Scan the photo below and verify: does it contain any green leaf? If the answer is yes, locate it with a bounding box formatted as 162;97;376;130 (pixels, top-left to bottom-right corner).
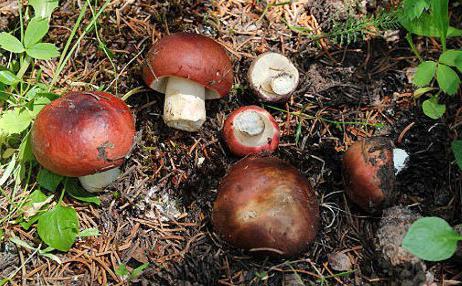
24;17;49;48
79;228;100;237
21;189;52;227
37;204;79;251
422;96;446;119
26;43;60;60
37;168;63;192
27;95;51;118
413;87;435;98
0;108;32;134
64;178;101;205
131;263;149;279
451;140;462;170
29;0;59;20
439;50;462;73
115;264;130;277
402;0;430;20
430;0;448;42
0;33;24;53
402;217;462;261
0;70;20;85
436;64;460;95
448;26;462;37
413;61;437;87
18;132;35;162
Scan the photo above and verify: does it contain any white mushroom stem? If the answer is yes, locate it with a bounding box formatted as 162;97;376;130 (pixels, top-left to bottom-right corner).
163;76;206;132
235;111;265;136
78;167;121;193
270;73;297;95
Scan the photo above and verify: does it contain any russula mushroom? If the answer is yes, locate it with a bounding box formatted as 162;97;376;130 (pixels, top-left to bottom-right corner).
31;91;135;192
223;105;279;156
212;157;319;257
142;32;233;132
343;137;398;211
248;52;299;102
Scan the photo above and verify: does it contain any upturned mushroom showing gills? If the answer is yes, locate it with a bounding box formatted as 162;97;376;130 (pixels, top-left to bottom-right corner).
212;157;319;257
248;52;299;102
343;137;395;211
223;106;279;156
31;91;135;192
142;32;233;132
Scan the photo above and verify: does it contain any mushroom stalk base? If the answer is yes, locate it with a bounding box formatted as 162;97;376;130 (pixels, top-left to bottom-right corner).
79;167;121;193
164;77;206;132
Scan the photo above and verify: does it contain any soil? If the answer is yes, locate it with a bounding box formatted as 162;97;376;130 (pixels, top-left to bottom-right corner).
0;0;461;285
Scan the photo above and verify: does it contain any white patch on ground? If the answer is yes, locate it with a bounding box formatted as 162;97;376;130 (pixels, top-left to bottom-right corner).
393;148;409;174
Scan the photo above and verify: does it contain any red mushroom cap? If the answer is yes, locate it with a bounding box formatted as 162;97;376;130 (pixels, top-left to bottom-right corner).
142;32;233;99
213;157;319;257
343;137;395;211
223;105;279;157
31;91;135;177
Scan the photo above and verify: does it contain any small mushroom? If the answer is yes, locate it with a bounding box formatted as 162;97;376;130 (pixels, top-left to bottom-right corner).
31;91;135;192
248;52;299;102
343;137;396;211
142;32;233;132
223;105;279;156
212;157;319;257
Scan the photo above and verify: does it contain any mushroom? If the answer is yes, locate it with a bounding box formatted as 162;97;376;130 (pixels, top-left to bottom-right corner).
248;52;299;102
142;32;233;132
31;91;135;192
343;137;400;211
212;157;319;257
223;105;279;156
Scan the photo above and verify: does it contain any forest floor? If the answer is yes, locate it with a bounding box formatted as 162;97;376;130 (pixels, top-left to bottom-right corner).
0;0;461;285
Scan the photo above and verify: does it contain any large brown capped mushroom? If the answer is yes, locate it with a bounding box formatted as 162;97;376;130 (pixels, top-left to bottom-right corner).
31;91;135;192
212;157;319;257
343;137;395;211
142;32;233;132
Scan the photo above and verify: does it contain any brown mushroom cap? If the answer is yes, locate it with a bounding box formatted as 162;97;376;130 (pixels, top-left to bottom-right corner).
212;157;319;257
343;137;395;211
31;91;135;177
142;32;233;99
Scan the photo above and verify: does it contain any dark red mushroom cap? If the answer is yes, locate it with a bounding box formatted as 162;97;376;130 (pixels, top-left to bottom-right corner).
223;105;279;157
142;32;233;99
343;137;395;211
212;157;319;257
31;91;135;177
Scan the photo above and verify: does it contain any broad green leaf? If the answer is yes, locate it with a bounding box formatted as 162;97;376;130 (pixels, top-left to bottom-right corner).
448;26;462;37
37;204;79;251
21;189;52;220
0;33;24;53
451;140;462;170
29;0;59;20
0;109;32;134
439;50;462;68
430;0;448;43
413;87;435;98
402;217;462;261
24;17;49;48
18;132;35;162
64;178;101;205
402;0;430;20
436;64;460;95
28;95;51;118
37;168;63;192
413;61;437;87
79;228;100;237
422;96;446;119
20;214;41;230
0;70;20;85
26;43;59;60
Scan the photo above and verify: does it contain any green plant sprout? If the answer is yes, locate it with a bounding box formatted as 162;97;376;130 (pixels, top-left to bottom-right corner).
399;0;462;120
115;263;150;281
403;217;462;261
